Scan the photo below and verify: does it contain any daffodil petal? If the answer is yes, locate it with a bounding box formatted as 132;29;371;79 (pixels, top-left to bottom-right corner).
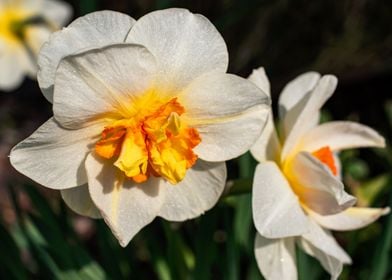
182;73;270;161
24;25;52;58
61;185;101;219
86;153;165;247
278;71;320;127
299;220;351;280
289;152;356;215
281;75;337;160
126;8;228;93
39;0;72;27
10;118;102;189
53;44;156;129
248;67;271;96
158;160;226;221
300;121;386;152
252;161;309;238
38;11;135;102
308;207;390;231
0;45;25;91
248;67;281;162
254;234;297;280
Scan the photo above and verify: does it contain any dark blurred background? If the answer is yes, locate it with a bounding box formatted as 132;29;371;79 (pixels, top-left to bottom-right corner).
0;1;391;279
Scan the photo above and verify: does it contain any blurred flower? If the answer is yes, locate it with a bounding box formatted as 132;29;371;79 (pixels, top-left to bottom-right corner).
10;9;270;246
0;0;71;91
249;68;389;280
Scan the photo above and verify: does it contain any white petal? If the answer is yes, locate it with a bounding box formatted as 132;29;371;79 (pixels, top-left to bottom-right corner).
0;49;25;91
248;67;271;96
126;8;228;93
299;220;351;280
182;73;270;161
248;67;281;162
10;118;102;189
158;160;226;221
300;121;386;152
252;161;309;238
289;152;356;215
86;153;165;247
61;185;101;219
254;234;297;280
24;25;52;57
53;44;156;129
308;207;390;231
38;11;135;102
40;0;72;27
281;75;337;160
278;71;320;122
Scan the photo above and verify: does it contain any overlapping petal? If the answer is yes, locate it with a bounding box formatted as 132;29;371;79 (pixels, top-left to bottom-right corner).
86;153;165;247
126;8;228;93
308;207;390;231
248;67;281;162
10;118;102;189
300;221;351;280
252;162;309;238
38;11;135;101
182;72;270;161
61;185;101;218
281;75;337;160
53;44;157;129
255;234;297;280
288;152;356;215
300;121;386;152
158;160;226;221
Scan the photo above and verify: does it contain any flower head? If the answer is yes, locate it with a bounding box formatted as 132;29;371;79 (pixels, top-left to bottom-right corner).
0;0;71;91
249;68;389;280
10;9;270;246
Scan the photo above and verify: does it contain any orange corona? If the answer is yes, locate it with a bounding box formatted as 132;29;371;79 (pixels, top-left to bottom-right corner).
312;146;337;176
95;94;201;184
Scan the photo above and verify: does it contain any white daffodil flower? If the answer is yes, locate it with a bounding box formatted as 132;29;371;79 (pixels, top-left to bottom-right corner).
0;0;71;91
249;67;389;280
10;9;270;247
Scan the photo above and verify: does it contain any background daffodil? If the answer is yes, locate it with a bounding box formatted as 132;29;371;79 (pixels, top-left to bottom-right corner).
249;67;389;280
0;0;71;91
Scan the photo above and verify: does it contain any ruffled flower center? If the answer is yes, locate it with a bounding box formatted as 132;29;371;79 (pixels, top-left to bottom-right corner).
95;93;201;185
312;146;337;175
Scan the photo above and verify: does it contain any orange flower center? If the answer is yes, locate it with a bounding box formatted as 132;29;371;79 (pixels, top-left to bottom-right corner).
95;94;201;185
312;146;337;175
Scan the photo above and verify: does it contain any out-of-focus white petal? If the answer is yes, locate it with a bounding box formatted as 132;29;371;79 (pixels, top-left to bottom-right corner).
126;8;228;93
38;11;135;102
158;160;226;221
281;75;337;161
248;67;271;96
300;121;386;152
24;25;52;56
248;67;281;162
299;220;351;280
53;44;156;129
10;118;102;189
278;71;320;123
61;185;101;218
0;46;25;91
308;207;390;231
254;234;297;280
182;72;270;161
40;0;72;27
86;154;165;247
289;152;356;215
252;161;309;238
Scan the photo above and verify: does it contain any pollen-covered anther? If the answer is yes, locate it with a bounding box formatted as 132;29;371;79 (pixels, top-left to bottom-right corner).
94;96;201;184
